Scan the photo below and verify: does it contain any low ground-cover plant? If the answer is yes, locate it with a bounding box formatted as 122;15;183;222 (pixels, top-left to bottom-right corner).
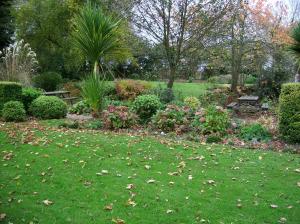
279;83;300;143
132;94;161;122
102;105;137;129
206;135;223;143
21;87;43;111
115;79;152;100
192;105;229;136
240;123;271;142
33;72;63;91
0;82;22;114
69;100;91;115
184;96;200;110
58;120;80;129
30;96;67;119
2;101;26;122
84;120;103;130
152;104;190;132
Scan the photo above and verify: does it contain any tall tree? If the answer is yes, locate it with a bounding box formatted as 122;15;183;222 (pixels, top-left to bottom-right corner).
132;0;229;88
0;0;14;50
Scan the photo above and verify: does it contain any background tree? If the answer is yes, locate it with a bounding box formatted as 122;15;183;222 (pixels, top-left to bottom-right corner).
290;22;300;72
13;0;83;76
0;0;14;50
132;0;230;88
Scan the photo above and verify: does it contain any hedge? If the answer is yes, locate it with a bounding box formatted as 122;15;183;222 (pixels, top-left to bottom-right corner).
279;83;300;143
0;82;22;114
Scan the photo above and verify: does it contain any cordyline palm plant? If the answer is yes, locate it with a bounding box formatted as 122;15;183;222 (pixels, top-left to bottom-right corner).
72;3;127;115
290;22;300;72
72;2;126;75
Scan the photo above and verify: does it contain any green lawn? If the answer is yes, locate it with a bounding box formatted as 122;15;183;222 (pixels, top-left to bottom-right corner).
151;81;215;98
109;80;215;98
1;121;300;224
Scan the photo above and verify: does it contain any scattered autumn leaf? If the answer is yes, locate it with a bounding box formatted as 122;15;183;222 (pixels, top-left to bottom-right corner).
0;213;6;221
104;204;113;211
146;179;155;184
42;199;54;206
112;218;125;224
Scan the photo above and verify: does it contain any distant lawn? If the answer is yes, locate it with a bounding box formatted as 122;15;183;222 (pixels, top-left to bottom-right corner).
1;121;300;223
109;80;215;98
150;81;215;98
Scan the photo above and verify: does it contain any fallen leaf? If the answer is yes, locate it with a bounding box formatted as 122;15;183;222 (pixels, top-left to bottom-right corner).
236;203;242;208
104;204;113;211
207;180;215;185
145;165;151;170
0;213;6;221
278;217;287;223
166;209;174;214
146;179;155;184
3;152;13;160
112;218;125;224
42;199;54;206
101;170;109;174
126;198;137;207
126;184;134;190
297;182;300;187
270;204;278;208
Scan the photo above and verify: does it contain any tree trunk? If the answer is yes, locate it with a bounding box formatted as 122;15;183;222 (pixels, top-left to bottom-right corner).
167;65;176;88
93;61;100;75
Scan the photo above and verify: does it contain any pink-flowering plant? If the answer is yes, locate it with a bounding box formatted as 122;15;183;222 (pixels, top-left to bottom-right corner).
102;105;138;129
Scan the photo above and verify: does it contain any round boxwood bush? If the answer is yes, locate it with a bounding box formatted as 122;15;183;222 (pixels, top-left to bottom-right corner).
33;72;63;91
30;96;67;119
22;87;43;112
132;94;161;122
279;83;300;143
2;101;26;122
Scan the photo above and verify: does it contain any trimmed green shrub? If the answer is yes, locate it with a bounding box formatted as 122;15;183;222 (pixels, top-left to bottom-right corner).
22;87;43;111
192;106;229;136
279;83;300;143
0;82;22;114
132;94;161;122
184;96;200;110
240;123;271;142
2;101;26;122
33;72;63;91
30;96;67;119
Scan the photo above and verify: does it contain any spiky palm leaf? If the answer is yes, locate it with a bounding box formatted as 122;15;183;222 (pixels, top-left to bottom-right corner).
72;3;127;75
290;22;300;63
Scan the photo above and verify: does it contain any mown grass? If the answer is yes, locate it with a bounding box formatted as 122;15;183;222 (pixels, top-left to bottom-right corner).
0;121;299;224
108;80;215;98
150;81;215;98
